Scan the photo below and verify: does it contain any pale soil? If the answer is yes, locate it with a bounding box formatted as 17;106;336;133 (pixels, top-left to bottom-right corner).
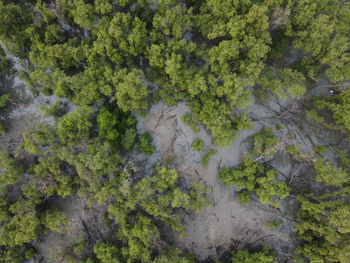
137;102;297;262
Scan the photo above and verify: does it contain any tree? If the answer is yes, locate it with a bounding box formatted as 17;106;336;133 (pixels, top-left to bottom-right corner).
94;240;121;263
182;113;199;133
219;155;290;207
232;245;275;263
257;68;306;100
251;128;278;158
153;5;192;39
296;196;350;263
97;106;121;142
312;88;350;136
94;0;113;15
0;93;10;134
192;138;204;151
71;0;95;29
56;106;93;144
136;132;155;156
0;152;24;185
109;12;147;56
0;202;40;247
202;150;217;168
112;68;149;113
295;153;350;263
285;0;350;83
41;206;67;233
97;105;137;150
153;247;194;263
0;1;31;56
33;157;74;198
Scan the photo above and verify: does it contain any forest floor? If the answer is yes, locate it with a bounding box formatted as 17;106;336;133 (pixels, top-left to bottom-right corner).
136;101;297;262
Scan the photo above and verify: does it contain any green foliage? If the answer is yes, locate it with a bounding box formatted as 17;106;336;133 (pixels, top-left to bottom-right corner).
0;123;5;135
19;71;37;95
113;68;149;114
296;195;350;263
295;154;350;263
137;132;155;156
0;201;40;247
286;144;314;162
315;158;349;187
265;219;281;230
94;240;121;263
306;109;325;124
71;0;96;29
95;0;113;15
237;190;251;205
0;151;24;185
285;0;350;83
257;68;306;100
0;245;25;263
202;150;217;168
232;245;275;263
21;123;56;155
312;88;350;136
72;235;89;256
0;1;31;56
0;47;12;74
192;138;204;151
105;166;208;262
41;206;67;233
33;157;74;198
97;105;137;149
190;97;242;146
109;12;147;56
268;31;290;61
153;247;194;263
0;93;10;108
182;113;199;133
25;248;35;259
313;145;327;155
97;106;122;142
251;128;278;157
56;106;93;144
219;155;290;207
39;101;67;118
0;93;9;134
153;5;192;39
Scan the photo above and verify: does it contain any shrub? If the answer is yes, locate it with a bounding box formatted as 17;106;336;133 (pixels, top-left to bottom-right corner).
219;155;290;207
232;245;275;263
182;113;199;133
192;138;204;151
137;132;155;156
202;150;217;168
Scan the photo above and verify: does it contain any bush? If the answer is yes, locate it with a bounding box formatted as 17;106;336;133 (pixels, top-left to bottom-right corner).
137;132;155;156
232;245;275;263
202;150;217;168
219;155;290;207
265;220;281;230
0;94;10;108
0;151;24;185
252;128;278;157
192;138;204;151
182;113;199;133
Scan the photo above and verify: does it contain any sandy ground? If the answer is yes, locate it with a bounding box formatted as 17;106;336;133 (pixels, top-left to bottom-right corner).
137;102;297;262
0;55;76;155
